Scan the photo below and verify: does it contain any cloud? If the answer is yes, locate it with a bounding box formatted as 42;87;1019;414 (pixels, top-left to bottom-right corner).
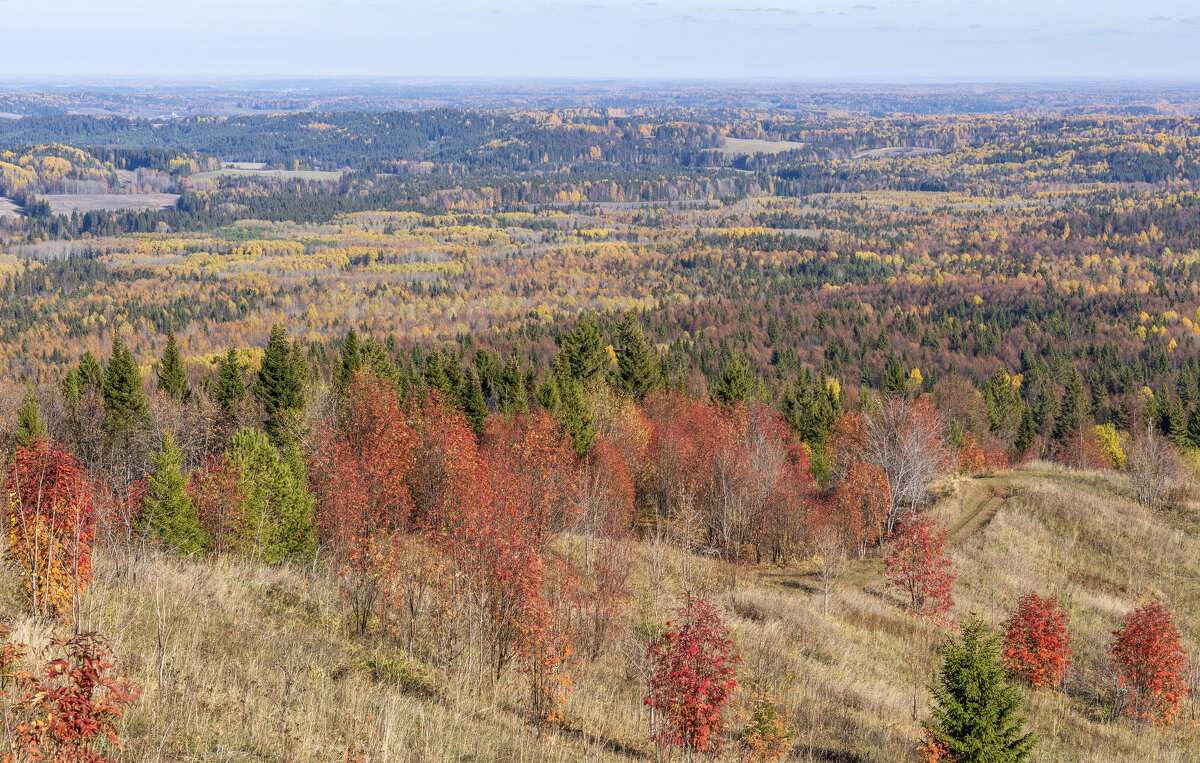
853;3;875;9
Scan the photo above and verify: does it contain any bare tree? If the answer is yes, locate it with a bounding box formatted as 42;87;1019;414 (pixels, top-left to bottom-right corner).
859;398;951;536
1126;428;1183;511
812;527;847;615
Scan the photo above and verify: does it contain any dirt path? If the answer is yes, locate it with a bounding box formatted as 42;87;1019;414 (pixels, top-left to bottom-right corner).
945;479;1012;546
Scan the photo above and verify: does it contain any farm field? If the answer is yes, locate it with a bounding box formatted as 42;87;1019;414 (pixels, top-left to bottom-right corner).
707;137;807;155
42;192;180;214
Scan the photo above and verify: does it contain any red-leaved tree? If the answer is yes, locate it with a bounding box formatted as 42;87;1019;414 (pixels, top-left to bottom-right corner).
645;596;740;756
883;514;955;617
4;439;96;623
1110;602;1189;725
1001;592;1072;689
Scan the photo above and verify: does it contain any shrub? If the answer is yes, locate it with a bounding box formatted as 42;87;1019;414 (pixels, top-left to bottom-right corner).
1110;602;1188;725
645;596;739;756
884;514;955;617
1001;592;1072;689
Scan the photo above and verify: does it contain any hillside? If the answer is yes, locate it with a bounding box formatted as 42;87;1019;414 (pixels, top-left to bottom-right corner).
3;464;1196;761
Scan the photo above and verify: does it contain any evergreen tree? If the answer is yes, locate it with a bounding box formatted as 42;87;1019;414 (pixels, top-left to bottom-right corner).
1015;403;1037;454
142;432;206;554
213;348;247;412
1186;406;1200;450
926;618;1037;763
1052;369;1088;444
458;366;490;434
226;428;315;563
880;355;906;398
613;311;661;401
559;311;609;384
156;329;188;399
252;325;306;447
711;353;757;405
104;336;148;432
1168;400;1189;447
557;369;597;457
14;388;47;446
535;372;561;412
336;327;362;390
498;350;529;415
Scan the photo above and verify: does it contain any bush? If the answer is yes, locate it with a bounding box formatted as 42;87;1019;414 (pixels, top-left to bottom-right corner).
1001;592;1072;689
1110;602;1188;725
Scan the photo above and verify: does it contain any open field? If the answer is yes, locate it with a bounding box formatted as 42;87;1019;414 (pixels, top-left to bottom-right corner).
707;137;807;156
1;466;1196;761
43;192;180;214
853;146;941;159
191;166;346;182
0;197;20;218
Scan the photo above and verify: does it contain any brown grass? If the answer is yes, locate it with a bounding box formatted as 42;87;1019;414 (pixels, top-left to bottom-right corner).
42;193;180;215
2;466;1199;760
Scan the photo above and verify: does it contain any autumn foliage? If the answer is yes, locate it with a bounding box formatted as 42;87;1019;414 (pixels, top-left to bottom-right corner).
645;597;740;756
1110;603;1189;725
4;439;96;621
883;514;955;618
1001;592;1073;689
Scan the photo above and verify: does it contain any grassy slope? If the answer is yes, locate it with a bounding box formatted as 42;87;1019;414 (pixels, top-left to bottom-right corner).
3;465;1199;761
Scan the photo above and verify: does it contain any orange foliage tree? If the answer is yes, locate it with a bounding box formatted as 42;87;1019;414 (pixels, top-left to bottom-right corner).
1110;603;1189;725
883;514;955;618
4;439;96;622
1001;592;1072;689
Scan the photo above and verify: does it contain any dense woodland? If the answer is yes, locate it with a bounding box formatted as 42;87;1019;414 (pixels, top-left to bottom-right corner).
2;92;1200;760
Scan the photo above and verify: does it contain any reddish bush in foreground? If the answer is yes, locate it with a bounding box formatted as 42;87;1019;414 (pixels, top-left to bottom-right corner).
1;627;140;762
645;597;739;756
1001;592;1072;689
884;514;955;617
1110;603;1188;725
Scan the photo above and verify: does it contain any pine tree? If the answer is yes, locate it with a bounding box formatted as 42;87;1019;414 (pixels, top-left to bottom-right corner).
1015;403;1037;454
104;336;148;432
336;327;362;390
557;370;597;457
535;372;561;412
1187;406;1200;450
498;350;529;415
458;366;490;433
252;325;306;447
613;311;661;401
142;433;206;554
711;353;756;405
14;388;47;447
226;428;315;563
559;311;608;384
880;355;906;398
156;329;188;399
926;618;1037;763
1052;369;1088;444
1168;401;1188;447
213;348;247;412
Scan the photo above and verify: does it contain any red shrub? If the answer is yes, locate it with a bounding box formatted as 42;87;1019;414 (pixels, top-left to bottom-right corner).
645;597;740;755
883;514;955;617
1110;603;1189;725
1001;592;1072;689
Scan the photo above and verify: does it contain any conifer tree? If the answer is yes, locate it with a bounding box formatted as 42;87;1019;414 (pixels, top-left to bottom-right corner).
559;311;608;384
498;350;529;415
226;428;315;562
1187;406;1200;450
14;388;47;447
336;327;362;390
535;372;561;412
1052;369;1088;444
156;329;188;399
213;348;247;412
711;353;756;405
142;433;206;554
557;369;597;457
613;311;661;401
104;336;148;432
1167;400;1188;447
880;355;906;398
926;618;1037;763
1015;403;1037;455
252;325;305;447
458;366;490;433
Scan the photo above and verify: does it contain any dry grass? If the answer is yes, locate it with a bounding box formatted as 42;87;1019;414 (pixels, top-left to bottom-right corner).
705;138;807;157
42;193;180;215
2;466;1200;760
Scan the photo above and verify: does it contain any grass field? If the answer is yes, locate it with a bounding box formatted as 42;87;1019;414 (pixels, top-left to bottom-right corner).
0;197;20;219
853;146;941;159
43;193;180;214
191;167;346;182
2;465;1196;761
707;137;807;156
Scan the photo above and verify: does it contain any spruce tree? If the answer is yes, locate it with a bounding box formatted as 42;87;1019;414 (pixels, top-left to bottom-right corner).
157;329;188;399
252;325;305;447
226;428;315;562
1015;403;1037;454
926;618;1037;763
1187;406;1200;450
14;388;47;446
498;350;529;415
104;336;149;432
559;311;609;384
458;366;490;433
142;432;206;554
336;327;362;390
213;348;247;412
1168;401;1189;447
613;311;661;401
557;369;597;457
711;353;757;405
535;372;561;412
880;355;906;398
1052;369;1088;444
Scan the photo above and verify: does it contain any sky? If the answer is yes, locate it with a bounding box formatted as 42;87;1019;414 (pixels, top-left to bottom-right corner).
1;0;1199;80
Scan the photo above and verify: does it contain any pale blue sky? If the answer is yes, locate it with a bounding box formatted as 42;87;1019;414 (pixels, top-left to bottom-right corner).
1;0;1198;79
